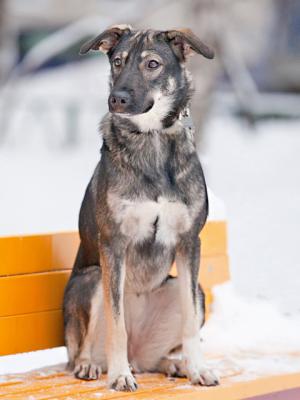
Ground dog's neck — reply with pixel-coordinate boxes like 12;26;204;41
101;107;195;175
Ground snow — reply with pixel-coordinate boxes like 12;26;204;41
204;114;300;315
0;60;300;378
205;283;300;355
0;347;67;376
202;284;300;381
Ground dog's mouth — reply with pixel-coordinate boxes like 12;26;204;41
113;100;154;117
142;100;154;114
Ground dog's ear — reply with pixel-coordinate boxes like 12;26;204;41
79;24;132;55
164;29;214;61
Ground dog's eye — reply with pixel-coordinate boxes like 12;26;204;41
147;60;160;69
113;57;122;67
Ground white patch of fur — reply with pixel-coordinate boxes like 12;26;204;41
141;50;151;58
155;198;192;245
121;200;158;243
182;332;204;371
127;90;174;132
167;77;177;94
122;51;128;59
180;331;218;385
108;193;192;246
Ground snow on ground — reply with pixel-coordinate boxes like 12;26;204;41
0;347;67;376
0;60;300;377
203;283;300;358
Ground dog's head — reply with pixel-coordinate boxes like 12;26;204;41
80;25;214;131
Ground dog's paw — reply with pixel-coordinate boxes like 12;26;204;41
187;366;219;386
159;358;185;378
74;363;101;380
110;373;138;392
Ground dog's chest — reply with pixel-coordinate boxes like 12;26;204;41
108;194;192;246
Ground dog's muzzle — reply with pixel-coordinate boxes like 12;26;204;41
108;90;131;113
108;90;155;115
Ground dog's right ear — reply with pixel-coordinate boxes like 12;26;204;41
164;29;214;61
79;24;132;55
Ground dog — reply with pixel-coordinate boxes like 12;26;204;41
63;25;219;392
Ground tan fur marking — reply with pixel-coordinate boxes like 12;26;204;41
109;24;133;31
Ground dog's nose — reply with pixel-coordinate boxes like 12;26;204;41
108;91;131;113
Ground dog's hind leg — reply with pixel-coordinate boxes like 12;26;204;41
126;276;183;373
127;276;209;379
63;265;106;380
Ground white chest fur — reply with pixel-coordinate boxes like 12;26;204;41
108;193;193;246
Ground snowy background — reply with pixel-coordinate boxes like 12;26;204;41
0;0;300;379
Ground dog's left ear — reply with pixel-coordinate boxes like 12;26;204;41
79;24;132;55
164;29;214;61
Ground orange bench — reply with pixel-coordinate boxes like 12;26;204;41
0;221;229;356
1;221;299;399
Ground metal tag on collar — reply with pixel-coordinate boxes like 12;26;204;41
180;107;194;133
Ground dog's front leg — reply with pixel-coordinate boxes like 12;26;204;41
100;242;137;392
176;236;219;386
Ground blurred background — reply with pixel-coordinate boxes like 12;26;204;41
0;0;299;316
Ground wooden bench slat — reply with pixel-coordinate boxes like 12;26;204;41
0;222;227;276
200;255;230;289
0;271;70;317
170;254;230;289
200;221;227;257
0;232;78;276
0;310;64;356
0;256;228;319
1;370;300;400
